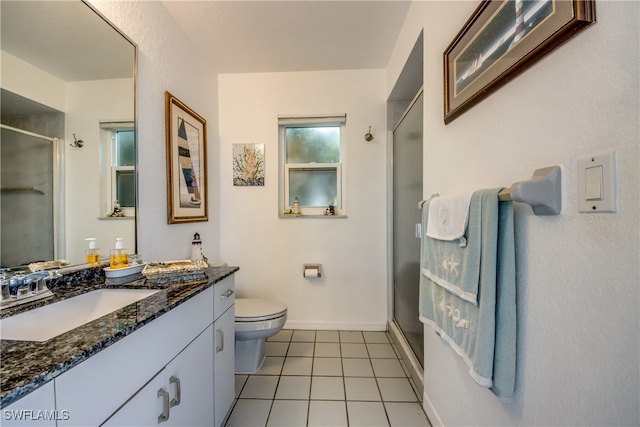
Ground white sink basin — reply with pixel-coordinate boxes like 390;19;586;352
0;289;160;342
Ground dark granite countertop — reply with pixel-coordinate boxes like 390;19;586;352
0;265;239;408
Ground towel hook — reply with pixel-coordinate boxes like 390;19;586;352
70;134;84;148
364;126;374;142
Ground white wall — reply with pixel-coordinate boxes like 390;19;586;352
65;79;135;265
218;70;388;330
388;1;639;425
89;1;221;263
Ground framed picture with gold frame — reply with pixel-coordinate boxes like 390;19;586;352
165;91;208;223
444;0;596;124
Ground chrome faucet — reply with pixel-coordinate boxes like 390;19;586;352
1;269;57;309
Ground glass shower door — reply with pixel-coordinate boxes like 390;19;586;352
392;91;424;365
1;126;55;267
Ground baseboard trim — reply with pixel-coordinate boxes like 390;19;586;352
282;320;387;331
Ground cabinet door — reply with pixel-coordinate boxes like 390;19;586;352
166;323;214;427
1;382;57;427
103;324;214;427
101;369;166;427
214;306;235;427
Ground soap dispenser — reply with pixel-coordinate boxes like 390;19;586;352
85;238;100;264
110;238;129;269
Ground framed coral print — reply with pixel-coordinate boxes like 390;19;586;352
444;0;596;124
165;92;208;223
233;144;265;186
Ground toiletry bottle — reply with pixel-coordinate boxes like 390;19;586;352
85;238;100;264
110;238;129;269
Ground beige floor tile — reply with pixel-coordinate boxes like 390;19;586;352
341;343;368;358
371;358;406;378
240;375;279;399
310;376;345;400
363;331;390;344
308;401;347;427
267;400;309;427
316;330;340;342
347;401;390;427
377;378;419;402
275;376;311;400
342;358;374;377
282;356;313;376
315;342;341;357
344;377;381;401
288;342;315;357
313;357;342;376
385;402;430;426
339;330;364;343
367;343;397;358
226;399;272;427
292;330;316;342
257;356;285;375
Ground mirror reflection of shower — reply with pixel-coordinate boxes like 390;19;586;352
1;118;64;268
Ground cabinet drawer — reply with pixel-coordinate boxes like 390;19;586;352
213;276;235;321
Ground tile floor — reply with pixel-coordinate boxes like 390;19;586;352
226;330;430;427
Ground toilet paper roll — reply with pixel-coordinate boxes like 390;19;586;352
304;268;319;278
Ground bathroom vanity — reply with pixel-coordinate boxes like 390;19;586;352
0;266;238;427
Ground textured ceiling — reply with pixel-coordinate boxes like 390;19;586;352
162;1;411;73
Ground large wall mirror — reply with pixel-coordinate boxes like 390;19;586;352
1;1;137;270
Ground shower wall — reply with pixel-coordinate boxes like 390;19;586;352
1;90;64;267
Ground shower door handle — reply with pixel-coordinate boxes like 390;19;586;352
415;223;422;239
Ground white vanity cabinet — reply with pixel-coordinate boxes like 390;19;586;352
1;381;57;427
213;277;235;427
55;286;215;427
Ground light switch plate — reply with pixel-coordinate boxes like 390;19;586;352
578;151;617;213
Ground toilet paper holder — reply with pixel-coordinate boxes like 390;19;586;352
303;264;322;278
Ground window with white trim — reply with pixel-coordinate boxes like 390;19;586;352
279;115;346;216
100;122;135;217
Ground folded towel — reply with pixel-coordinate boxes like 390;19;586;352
426;193;473;246
422;192;481;304
419;188;516;400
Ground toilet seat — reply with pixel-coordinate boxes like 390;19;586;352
235;298;287;322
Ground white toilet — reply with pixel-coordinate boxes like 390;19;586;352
235;298;288;374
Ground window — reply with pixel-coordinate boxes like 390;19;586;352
100;122;135;217
279;115;346;216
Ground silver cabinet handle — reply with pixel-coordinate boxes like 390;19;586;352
157;388;170;423
216;329;224;353
169;376;181;407
220;289;234;300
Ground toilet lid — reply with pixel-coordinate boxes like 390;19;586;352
235;298;287;322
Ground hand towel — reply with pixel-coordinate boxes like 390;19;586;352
419;188;516;400
426;193;473;246
422;192;482;304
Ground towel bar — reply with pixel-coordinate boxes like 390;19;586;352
421;165;562;216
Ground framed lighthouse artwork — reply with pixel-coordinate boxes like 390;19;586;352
443;0;596;124
165;92;208;224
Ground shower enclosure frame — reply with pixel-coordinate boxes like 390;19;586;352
1;124;65;265
387;88;424;395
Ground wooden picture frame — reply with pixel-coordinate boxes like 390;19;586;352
165;92;208;223
444;0;595;124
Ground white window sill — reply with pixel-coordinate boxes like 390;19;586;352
98;216;135;220
279;213;347;219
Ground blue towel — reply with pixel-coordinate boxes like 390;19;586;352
419;188;516;400
422;192;483;304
